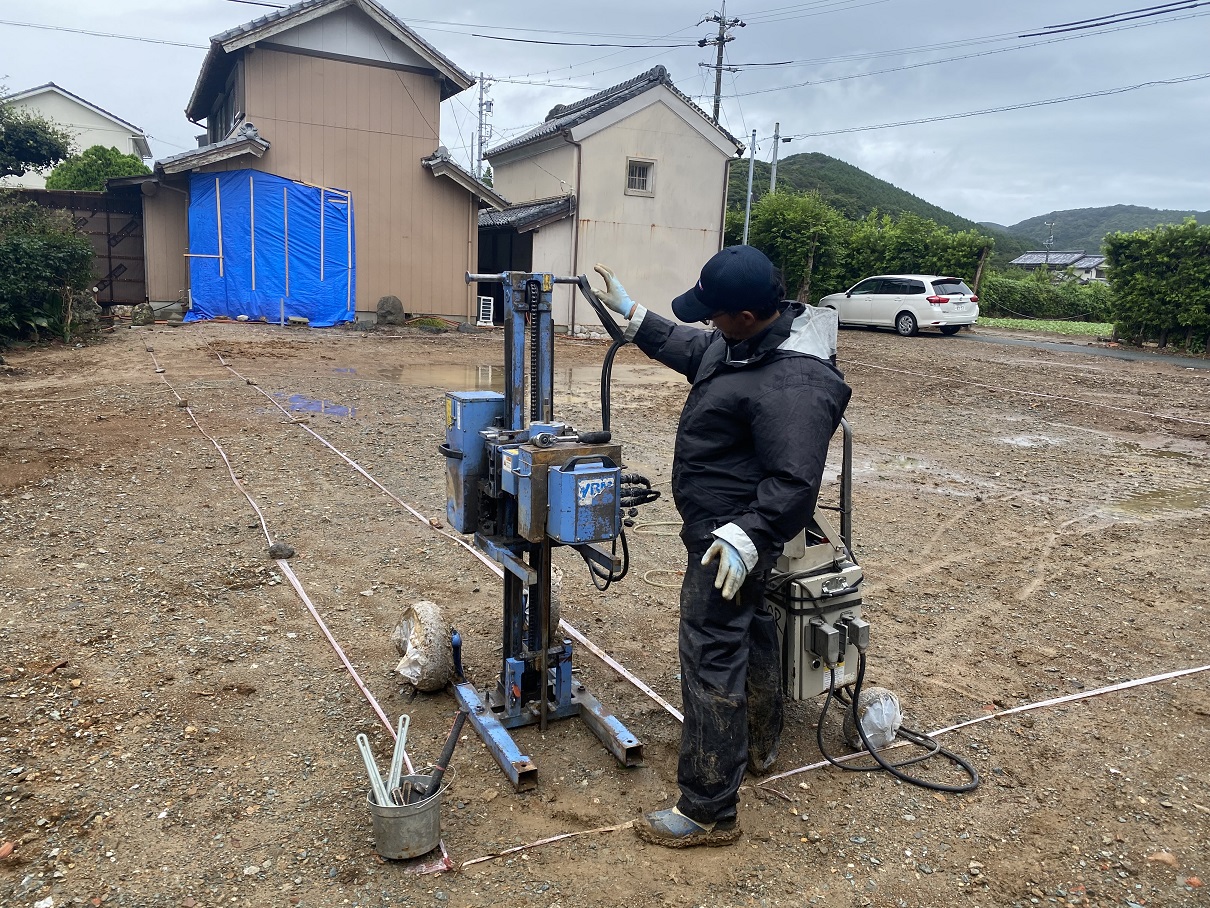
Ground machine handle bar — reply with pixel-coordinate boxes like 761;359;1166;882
463;272;627;344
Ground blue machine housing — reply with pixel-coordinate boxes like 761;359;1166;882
547;457;620;544
441;391;505;533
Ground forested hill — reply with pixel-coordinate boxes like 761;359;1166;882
1006;205;1210;253
728;152;1029;260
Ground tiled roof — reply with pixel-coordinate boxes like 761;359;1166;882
479;196;575;232
486;65;743;158
1071;255;1106;270
421;148;509;210
156;123;270;174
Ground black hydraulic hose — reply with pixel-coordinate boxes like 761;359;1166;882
600;337;625;434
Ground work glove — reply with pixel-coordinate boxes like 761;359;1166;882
702;538;748;601
592;264;637;320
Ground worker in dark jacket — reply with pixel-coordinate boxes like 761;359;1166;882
592;245;851;848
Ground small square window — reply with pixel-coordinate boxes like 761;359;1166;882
625;159;655;196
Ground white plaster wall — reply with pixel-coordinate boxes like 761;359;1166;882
2;92;144;188
490;142;577;204
575;97;730;322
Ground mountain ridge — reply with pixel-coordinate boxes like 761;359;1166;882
730;153;1207;261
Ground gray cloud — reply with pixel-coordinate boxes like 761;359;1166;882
4;0;1208;227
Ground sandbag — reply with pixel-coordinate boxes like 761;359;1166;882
392;600;452;692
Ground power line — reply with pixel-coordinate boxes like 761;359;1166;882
0;19;206;49
785;71;1210;139
1019;0;1207;36
723;9;1210;97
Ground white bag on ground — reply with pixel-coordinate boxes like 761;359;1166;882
843;686;903;751
392;600;452;692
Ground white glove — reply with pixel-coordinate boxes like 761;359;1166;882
593;264;637;319
702;538;748;600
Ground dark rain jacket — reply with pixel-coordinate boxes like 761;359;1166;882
631;302;852;559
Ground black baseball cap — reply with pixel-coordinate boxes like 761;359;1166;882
671;245;781;322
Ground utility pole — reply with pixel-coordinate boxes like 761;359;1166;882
770;128;793;192
743;129;757;244
476;73;494;179
698;3;745;125
1043;220;1056;267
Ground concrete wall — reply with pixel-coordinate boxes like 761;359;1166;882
2;91;147;189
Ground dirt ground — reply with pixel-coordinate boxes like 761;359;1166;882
1;318;1207;908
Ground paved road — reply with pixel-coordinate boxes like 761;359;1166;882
957;331;1210;370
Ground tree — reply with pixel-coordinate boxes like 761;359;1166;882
481;163;493;187
745;191;849;304
0;94;74;179
45;144;150;191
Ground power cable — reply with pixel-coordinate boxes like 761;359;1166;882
723;10;1210;94
0;19;206;49
1020;0;1206;36
783;71;1210;139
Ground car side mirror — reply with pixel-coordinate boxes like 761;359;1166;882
845;292;852;298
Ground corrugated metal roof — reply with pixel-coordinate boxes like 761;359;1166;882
1009;251;1088;267
479;196;575;232
486;65;743;158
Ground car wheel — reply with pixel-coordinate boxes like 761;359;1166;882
939;325;962;336
895;311;918;337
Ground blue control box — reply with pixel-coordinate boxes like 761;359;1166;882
546;457;620;545
441;391;505;533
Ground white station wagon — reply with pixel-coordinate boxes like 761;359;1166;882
819;274;979;337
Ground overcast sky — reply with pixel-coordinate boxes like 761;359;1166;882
3;0;1208;229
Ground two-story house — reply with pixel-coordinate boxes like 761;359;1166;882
127;0;505;325
0;83;151;188
481;66;744;328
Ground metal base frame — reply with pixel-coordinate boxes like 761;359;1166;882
454;674;644;792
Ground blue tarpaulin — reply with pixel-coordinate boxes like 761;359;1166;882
185;170;355;327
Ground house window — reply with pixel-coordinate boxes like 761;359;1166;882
625;158;655;196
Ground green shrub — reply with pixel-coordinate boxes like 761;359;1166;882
977;271;1113;322
0;199;95;341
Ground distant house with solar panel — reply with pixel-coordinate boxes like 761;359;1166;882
1009;250;1108;283
480;66;745;330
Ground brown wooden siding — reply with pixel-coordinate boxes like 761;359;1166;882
210;47;477;318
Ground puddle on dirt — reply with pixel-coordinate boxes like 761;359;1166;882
274;393;355;418
1119;442;1192;460
1001;435;1061;448
1107;486;1210;517
335;363;670;392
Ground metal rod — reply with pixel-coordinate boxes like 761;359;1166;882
249;174;256;291
840;417;853;557
356;733;390;806
215;176;224;278
283;186;290;298
386;714;411;796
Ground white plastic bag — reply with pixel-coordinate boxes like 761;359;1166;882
392;600;452;692
843;685;903;751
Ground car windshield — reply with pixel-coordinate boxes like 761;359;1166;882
931;279;972;296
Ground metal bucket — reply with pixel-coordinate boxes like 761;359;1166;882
367;773;444;860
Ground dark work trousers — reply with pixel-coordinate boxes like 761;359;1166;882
675;547;784;824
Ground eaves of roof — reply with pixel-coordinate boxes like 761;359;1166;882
422;150;509;210
486;65;743;159
155;123;271;174
186;0;473;121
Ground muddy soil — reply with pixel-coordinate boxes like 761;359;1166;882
1;320;1207;908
